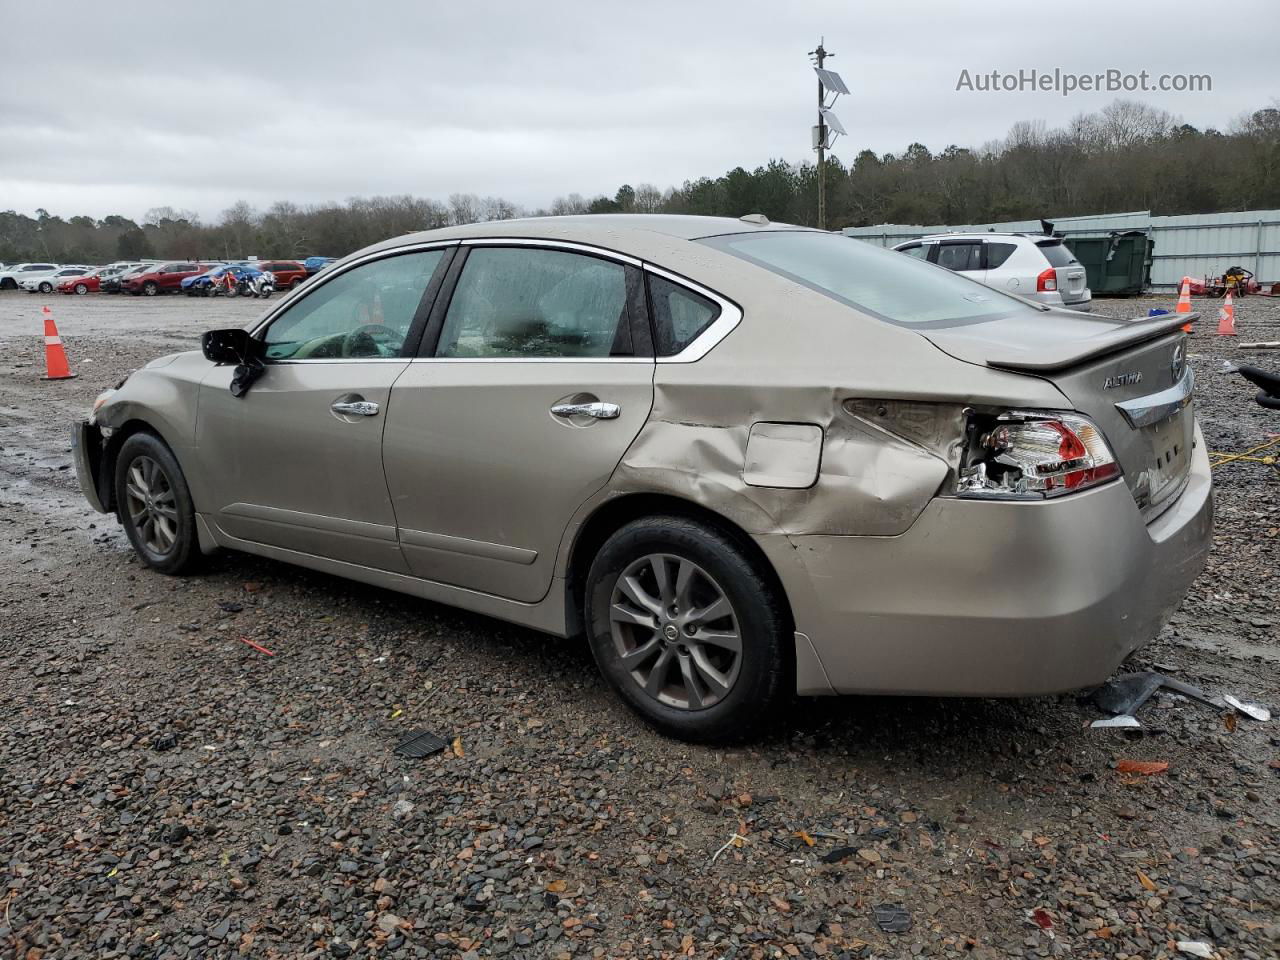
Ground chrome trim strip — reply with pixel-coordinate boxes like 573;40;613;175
459;236;642;266
400;528;538;565
409;357;651;364
222;502;398;542
643;264;743;363
1114;368;1195;429
247;240;461;337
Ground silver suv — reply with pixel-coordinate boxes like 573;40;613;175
894;233;1091;312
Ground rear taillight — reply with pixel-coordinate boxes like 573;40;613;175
1036;267;1057;293
954;411;1120;499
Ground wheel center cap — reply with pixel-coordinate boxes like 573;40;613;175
662;624;679;642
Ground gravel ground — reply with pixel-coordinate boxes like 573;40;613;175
1;290;1277;960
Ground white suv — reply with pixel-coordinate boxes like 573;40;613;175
0;262;59;291
893;233;1091;312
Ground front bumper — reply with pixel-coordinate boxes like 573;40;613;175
72;420;110;513
770;424;1213;696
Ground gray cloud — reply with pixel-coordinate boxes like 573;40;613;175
1;0;1272;221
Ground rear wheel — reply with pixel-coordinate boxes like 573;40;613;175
290;277;304;289
585;516;790;743
114;433;200;575
39;281;53;293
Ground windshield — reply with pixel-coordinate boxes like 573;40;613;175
698;231;1036;328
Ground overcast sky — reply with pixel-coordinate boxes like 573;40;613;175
1;0;1274;223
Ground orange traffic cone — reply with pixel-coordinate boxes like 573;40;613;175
1175;277;1194;332
1217;292;1237;336
41;306;76;380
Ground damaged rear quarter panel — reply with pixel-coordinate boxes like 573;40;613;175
607;277;1070;539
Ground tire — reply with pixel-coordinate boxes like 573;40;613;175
290;277;304;289
74;283;88;295
585;516;790;743
39;281;53;293
114;432;200;575
143;281;159;296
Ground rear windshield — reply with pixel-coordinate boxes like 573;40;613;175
698;231;1034;327
1036;240;1078;267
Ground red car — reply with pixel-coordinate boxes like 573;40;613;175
57;267;112;295
124;262;221;296
256;260;308;288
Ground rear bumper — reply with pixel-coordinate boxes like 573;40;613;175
71;420;109;514
770;424;1213;696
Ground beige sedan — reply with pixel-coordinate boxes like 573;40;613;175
74;215;1212;742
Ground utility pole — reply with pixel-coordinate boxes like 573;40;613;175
813;40;829;230
809;41;847;232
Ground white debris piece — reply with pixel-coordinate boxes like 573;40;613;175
1091;715;1142;729
1175;942;1215;958
1222;695;1270;722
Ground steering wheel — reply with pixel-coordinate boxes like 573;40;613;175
342;323;401;358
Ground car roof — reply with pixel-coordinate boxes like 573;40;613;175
905;232;1057;243
374;214;819;252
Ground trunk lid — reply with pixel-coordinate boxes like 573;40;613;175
923;311;1196;521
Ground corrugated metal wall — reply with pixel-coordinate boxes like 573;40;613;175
843;209;1280;290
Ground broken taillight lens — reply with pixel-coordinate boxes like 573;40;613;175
954;411;1121;499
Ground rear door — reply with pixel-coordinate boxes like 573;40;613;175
197;246;451;569
381;242;655;602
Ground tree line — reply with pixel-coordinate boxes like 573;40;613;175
2;98;1276;265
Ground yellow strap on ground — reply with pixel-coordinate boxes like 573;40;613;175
1208;436;1280;468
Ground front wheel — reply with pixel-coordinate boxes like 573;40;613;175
143;281;159;296
585;516;790;743
74;283;88;295
114;432;200;575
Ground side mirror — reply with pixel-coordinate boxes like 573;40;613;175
202;328;260;365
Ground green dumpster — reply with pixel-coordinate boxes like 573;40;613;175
1064;230;1153;297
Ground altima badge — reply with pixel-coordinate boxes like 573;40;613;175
1103;371;1143;389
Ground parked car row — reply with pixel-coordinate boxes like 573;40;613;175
0;257;335;295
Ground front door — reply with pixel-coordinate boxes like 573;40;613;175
198;247;450;570
382;244;655;602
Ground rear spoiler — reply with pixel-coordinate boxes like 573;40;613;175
986;312;1195;372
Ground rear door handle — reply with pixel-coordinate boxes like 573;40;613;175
551;401;621;420
331;400;379;417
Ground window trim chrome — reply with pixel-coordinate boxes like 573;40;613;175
643;264;743;363
458;236;642;267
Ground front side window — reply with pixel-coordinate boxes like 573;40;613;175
436;247;631;359
263;249;444;360
648;275;720;356
699;231;1032;328
897;244;929;260
934;242;982;272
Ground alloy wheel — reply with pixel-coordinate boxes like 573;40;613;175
608;553;742;710
124;455;179;555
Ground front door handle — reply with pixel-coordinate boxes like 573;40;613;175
331;399;379;417
551;400;621;420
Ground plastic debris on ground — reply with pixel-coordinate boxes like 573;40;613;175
1175;942;1216;958
872;904;912;934
393;730;450;759
1089;671;1271;728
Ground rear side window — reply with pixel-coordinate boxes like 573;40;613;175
986;242;1017;269
1036;241;1078;267
934;242;982;272
699;231;1030;327
436;247;632;359
897;244;928;260
648;275;720;356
